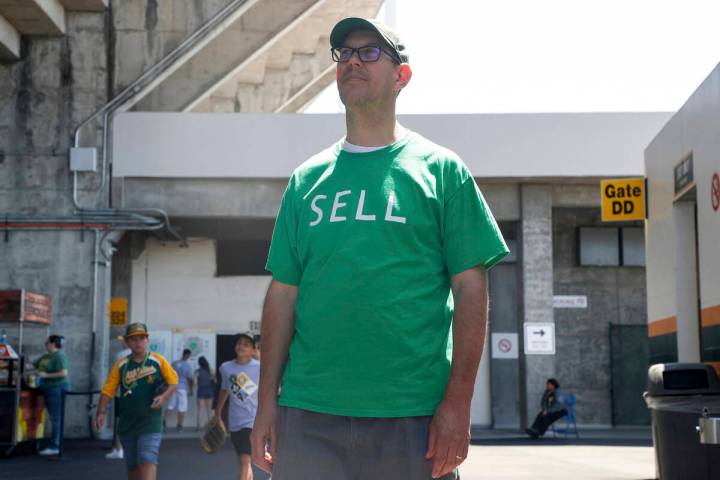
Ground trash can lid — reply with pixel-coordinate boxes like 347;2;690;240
646;363;720;396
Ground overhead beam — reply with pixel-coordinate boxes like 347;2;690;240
0;0;66;35
0;13;20;60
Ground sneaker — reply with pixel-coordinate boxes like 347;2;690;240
105;448;124;459
176;425;183;433
525;428;540;439
38;447;60;456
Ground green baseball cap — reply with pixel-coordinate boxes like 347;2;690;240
124;322;149;338
330;17;409;64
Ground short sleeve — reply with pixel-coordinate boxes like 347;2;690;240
158;355;179;385
266;176;302;285
220;365;229;390
101;360;122;398
58;353;69;370
443;177;509;276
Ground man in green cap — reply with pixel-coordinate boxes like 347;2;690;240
252;17;508;480
96;323;178;480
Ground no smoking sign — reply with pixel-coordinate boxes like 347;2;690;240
712;173;720;212
491;333;518;359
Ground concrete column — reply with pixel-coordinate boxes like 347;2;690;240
521;184;555;423
673;202;701;362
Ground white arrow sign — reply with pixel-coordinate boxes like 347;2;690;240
524;323;555;355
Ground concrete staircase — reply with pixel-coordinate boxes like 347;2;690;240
0;0;382;113
128;0;382;113
188;0;382;113
0;0;107;60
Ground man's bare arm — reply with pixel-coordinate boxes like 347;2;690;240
250;280;298;473
426;265;488;478
211;388;229;430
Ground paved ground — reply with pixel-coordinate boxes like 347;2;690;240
1;429;657;480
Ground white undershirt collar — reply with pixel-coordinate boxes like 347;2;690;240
341;129;410;153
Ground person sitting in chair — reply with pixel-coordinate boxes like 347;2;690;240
525;378;567;439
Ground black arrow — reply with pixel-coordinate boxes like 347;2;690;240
533;329;545;336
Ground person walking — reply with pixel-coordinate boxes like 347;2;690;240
165;348;194;432
35;335;70;456
194;356;215;431
214;334;260;480
95;323;178;480
251;17;509;480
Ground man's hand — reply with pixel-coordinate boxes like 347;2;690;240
211;414;225;431
425;397;471;479
250;401;277;474
94;412;106;432
150;395;165;410
38;371;48;379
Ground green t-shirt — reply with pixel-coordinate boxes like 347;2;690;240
266;131;509;417
35;351;70;390
101;353;178;436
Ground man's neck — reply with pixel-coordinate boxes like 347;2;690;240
345;107;402;147
235;356;251;365
131;351;147;362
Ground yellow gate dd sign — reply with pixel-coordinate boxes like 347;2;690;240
110;297;129;326
601;178;646;221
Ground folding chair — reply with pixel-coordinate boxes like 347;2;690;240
551;393;579;439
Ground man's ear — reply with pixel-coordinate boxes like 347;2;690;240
396;64;412;91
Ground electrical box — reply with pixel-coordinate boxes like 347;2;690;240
70;147;98;172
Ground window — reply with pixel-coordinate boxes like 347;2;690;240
579;227;619;266
578;227;645;267
215;239;271;276
621;227;645;266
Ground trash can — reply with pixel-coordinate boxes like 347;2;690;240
644;363;720;480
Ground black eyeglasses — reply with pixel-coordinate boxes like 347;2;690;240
331;45;400;64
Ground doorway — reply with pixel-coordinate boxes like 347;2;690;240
610;324;650;425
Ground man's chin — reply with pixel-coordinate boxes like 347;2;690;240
339;93;372;110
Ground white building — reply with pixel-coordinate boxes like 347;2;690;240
113;111;670;428
645;62;720;373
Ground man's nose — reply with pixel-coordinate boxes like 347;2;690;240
347;49;363;67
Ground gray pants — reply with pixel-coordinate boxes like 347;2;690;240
272;406;459;480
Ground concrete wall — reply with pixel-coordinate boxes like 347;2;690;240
112;0;233;94
552;208;647;426
0;10;111;437
112;112;672;179
130;238;270;333
645;62;720;370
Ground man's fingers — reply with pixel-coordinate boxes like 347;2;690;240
251;430;273;474
425;423;438;459
269;425;277;460
460;440;469;463
431;443;452;478
254;456;272;474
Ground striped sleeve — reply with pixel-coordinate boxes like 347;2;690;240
101;358;124;397
154;354;179;385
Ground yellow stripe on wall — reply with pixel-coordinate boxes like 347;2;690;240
648;316;677;337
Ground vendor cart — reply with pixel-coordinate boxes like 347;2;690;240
0;290;52;456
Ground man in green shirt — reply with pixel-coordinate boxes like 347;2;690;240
96;323;178;480
35;334;70;456
251;17;508;480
